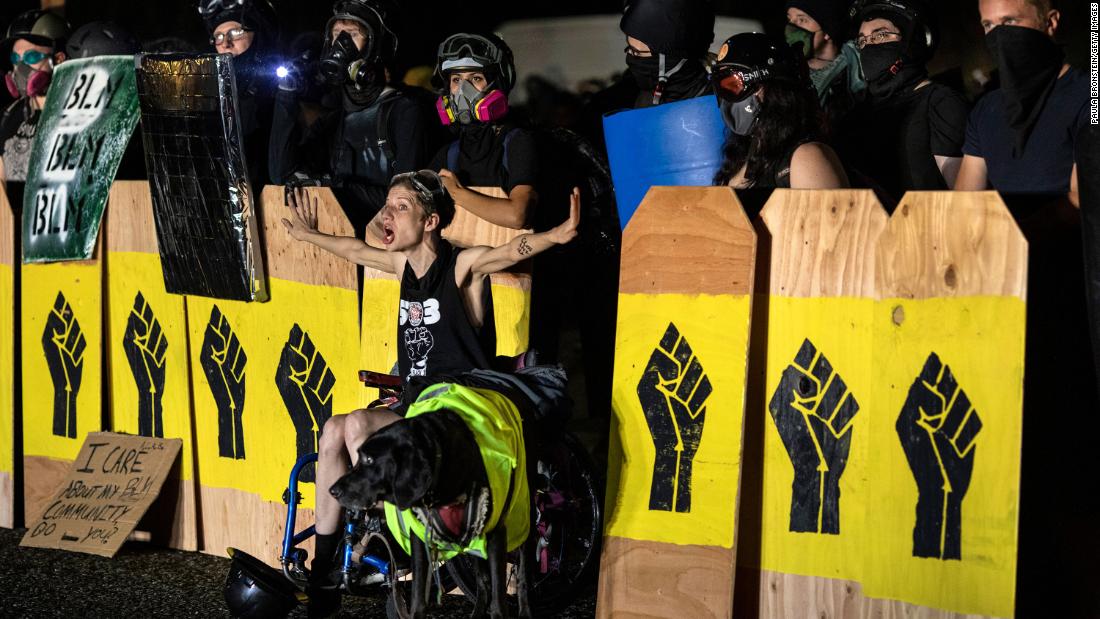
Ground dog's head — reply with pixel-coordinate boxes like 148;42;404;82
328;420;434;512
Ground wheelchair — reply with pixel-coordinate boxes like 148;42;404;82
276;360;603;616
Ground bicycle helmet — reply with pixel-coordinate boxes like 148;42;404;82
223;547;302;618
850;0;938;63
432;32;516;95
2;10;69;56
66;21;140;59
711;32;806;103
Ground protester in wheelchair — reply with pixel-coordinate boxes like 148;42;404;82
281;170;580;616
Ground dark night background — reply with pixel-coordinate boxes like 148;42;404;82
0;0;1092;100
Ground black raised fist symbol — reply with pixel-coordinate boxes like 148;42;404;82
276;324;335;483
636;323;712;513
897;353;982;560
123;292;168;438
769;339;859;535
403;326;434;361
42;292;85;438
200;305;247;459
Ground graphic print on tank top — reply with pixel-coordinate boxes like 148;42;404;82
400;297;441;378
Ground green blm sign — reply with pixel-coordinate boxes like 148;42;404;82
22;55;140;263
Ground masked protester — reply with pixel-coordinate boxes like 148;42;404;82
956;0;1086;201
268;0;434;236
199;0;279;188
712;33;848;190
785;0;865;133
429;33;537;230
0;10;67;209
837;0;968;203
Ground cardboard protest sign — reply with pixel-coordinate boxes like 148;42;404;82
22;56;140;263
135;53;267;302
21;432;181;557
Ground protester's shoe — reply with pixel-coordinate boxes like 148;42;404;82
305;581;342;619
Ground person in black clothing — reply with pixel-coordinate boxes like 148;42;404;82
841;0;968;203
198;0;278;189
0;10;68;210
712;33;848;190
429;32;537;230
956;0;1086;202
784;0;866;133
281;170;580;617
268;0;432;236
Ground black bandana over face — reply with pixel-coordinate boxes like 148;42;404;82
986;25;1064;157
860;41;927;101
625;53;708;107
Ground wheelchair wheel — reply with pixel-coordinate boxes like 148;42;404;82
445;429;603;613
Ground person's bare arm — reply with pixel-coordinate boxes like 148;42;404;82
1069;163;1079;208
789;142;849;189
954;155;989;191
439;168;537;229
280;187;399;273
935;156;963;189
465;188;579;276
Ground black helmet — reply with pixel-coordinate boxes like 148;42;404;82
850;0;938;62
711;32;807;102
2;10;69;56
198;0;277;35
223;548;302;618
432;33;516;94
66;21;140;59
621;0;715;58
324;0;399;65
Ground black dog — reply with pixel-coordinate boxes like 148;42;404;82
329;409;530;619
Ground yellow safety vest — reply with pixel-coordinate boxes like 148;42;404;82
384;383;529;559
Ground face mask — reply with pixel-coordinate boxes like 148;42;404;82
860;42;925;100
785;24;815;59
320;31;360;85
5;62;53;99
721;93;761;136
985;25;1064;156
437;78;509;125
625;54;660;91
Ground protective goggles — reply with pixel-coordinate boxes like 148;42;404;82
711;65;769;102
391;170;448;215
10;49;49;66
197;0;246;18
210;27;252;46
437;34;502;71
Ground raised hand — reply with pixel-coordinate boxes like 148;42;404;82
123;292;168;438
42;292;85;438
896;353;982;560
281;186;319;241
547;187;581;246
200;305;247;459
636;322;712;513
275;324;335;483
769;339;859;534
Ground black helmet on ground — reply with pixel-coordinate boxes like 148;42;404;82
850;0;938;63
66;21;140;59
223;548;302;618
432;32;516;94
2;10;69;57
711;32;807;103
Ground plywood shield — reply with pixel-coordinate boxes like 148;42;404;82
597;186;755;618
105;181;198;550
21;240;103;523
187;186;359;564
0;185;14;528
359;187;531;405
866;192;1026;618
740;189;887;618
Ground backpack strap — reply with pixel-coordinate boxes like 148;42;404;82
375;89;400;174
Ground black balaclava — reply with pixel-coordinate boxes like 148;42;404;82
859;10;927;101
621;0;714;107
986;25;1064;157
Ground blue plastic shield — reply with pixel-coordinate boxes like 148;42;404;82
603;95;727;229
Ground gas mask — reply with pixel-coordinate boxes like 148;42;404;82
435;77;508;125
5;61;53;99
720;93;762;136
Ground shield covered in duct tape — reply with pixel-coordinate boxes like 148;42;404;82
603;95;727;229
22;55;140;263
135;53;267;302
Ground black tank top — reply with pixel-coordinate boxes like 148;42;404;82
397;240;496;381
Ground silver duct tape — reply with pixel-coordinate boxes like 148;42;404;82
135;52;267;302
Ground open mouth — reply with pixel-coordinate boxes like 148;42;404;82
435;499;469;539
382;223;395;245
